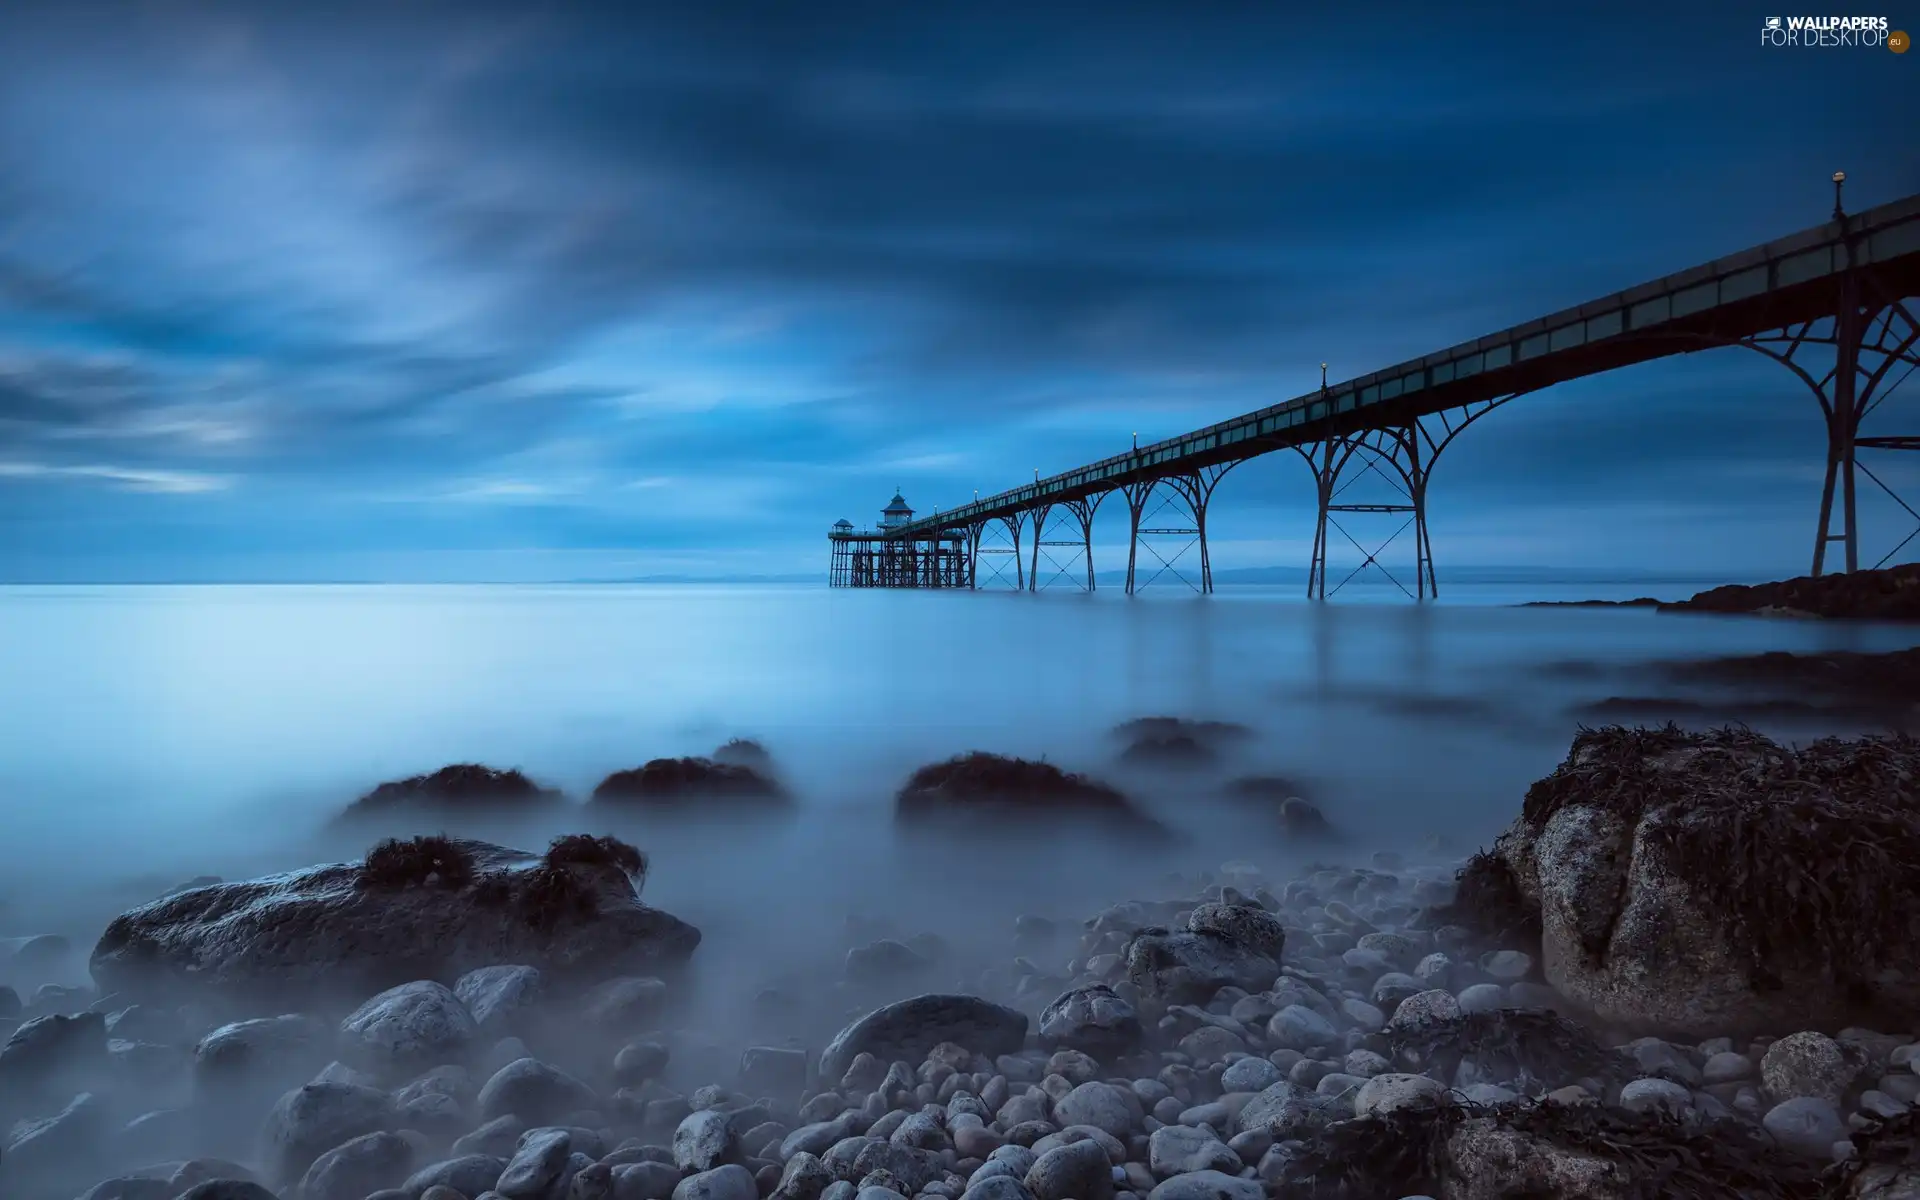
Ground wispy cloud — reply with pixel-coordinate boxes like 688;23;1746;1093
0;461;232;493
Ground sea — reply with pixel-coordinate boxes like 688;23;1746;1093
2;579;1916;1020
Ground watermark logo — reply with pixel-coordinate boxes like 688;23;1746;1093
1760;15;1900;47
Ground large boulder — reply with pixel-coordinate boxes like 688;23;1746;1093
819;994;1027;1083
1038;985;1142;1060
1451;726;1920;1037
90;835;700;1005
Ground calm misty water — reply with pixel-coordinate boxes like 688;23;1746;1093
2;580;1916;1006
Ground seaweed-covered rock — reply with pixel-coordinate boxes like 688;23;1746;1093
1454;726;1920;1037
711;739;774;771
1280;1099;1826;1199
90;836;700;1005
1831;1109;1920;1198
337;765;560;822
591;758;785;807
1387;1008;1627;1098
894;753;1157;830
1661;563;1920;621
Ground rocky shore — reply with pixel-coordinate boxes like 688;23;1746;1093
4;728;1919;1200
1522;563;1920;621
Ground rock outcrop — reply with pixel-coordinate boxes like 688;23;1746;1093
1659;562;1920;621
90;835;700;1005
1450;726;1920;1037
591;756;785;807
335;765;562;823
894;753;1159;831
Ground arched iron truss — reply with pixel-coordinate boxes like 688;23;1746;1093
1026;493;1109;592
1292;394;1520;600
966;511;1028;590
1121;462;1240;594
1631;282;1919;574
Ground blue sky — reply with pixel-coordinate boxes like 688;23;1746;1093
0;1;1914;582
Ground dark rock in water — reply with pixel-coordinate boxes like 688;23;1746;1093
1661;562;1920;621
894;753;1158;831
1118;733;1214;767
299;1131;417;1200
711;738;774;771
591;757;785;807
1038;985;1142;1060
90;836;700;1005
168;1160;262;1193
260;1081;396;1185
1463;725;1920;1037
844;939;932;984
338;764;562;822
476;1057;599;1124
820;994;1028;1083
1122;927;1278;1007
1223;778;1333;838
1113;717;1251;747
0;933;73;973
0;984;18;1018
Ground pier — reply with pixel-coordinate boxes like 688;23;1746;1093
830;186;1920;598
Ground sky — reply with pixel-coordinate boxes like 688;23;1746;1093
0;1;1915;583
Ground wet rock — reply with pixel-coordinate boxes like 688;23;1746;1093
478;1058;599;1124
820;995;1028;1083
1123;929;1277;1006
1763;1031;1859;1104
401;1154;511;1199
91;837;699;1005
1618;1078;1693;1117
615;1161;683;1200
1144;1172;1262;1200
1764;1096;1848;1158
172;1183;280;1200
340;981;478;1076
674;1109;739;1172
1147;1126;1239;1177
498;1128;573;1198
1052;1082;1138;1139
1266;1006;1337;1052
1185;904;1286;962
1352;1073;1447;1118
299;1131;417;1200
1023;1137;1111;1200
260;1081;396;1185
2;1091;106;1187
846;941;933;984
1038;986;1141;1060
194;1015;334;1098
454;966;543;1038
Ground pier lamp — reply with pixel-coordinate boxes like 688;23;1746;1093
1833;171;1847;220
1321;362;1328;389
1133;432;1138;451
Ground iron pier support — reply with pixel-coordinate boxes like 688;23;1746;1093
1122;464;1236;595
1028;495;1107;591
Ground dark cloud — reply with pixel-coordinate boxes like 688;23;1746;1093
0;0;1912;579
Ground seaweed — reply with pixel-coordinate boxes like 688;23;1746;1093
1826;1109;1920;1196
1437;848;1541;954
339;764;558;821
356;835;476;891
544;833;648;883
1517;724;1920;994
517;863;601;930
1388;1007;1628;1095
1284;1099;1826;1200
